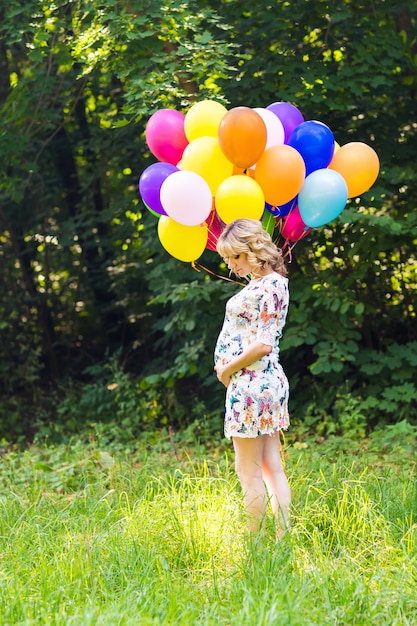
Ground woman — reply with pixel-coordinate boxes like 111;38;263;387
214;218;291;537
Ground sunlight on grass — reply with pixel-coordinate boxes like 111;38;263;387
0;434;415;625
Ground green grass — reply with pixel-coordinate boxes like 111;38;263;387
0;425;416;625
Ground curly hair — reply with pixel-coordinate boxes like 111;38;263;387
216;218;287;278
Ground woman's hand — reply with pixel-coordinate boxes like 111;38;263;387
214;363;232;388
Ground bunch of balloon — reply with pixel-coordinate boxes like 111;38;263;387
138;98;380;265
274;124;379;252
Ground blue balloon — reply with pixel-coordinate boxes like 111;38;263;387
298;169;348;228
288;120;334;176
265;197;297;218
276;196;297;217
264;202;280;217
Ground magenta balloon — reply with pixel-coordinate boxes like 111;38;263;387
281;205;311;242
266;102;305;143
139;162;178;215
145;109;188;164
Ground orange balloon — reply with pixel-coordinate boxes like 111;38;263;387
328;142;380;198
233;164;255;177
218;107;267;170
254;144;306;206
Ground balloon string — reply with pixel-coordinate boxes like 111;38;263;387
191;261;247;286
281;239;299;261
284;245;293;263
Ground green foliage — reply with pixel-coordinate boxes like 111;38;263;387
0;0;416;440
36;356;164;443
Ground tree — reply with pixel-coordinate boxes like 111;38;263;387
0;0;415;440
195;0;417;429
0;0;233;436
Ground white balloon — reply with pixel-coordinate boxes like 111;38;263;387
160;170;212;226
253;107;285;149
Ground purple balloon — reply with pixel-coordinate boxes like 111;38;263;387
138;162;178;215
266;102;305;143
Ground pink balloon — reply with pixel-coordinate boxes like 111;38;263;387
145;109;189;164
160;170;213;226
280;205;312;242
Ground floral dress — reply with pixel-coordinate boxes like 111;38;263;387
214;272;290;439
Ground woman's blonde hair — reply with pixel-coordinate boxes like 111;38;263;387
216;218;287;277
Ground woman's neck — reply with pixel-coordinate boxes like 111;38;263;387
250;267;274;279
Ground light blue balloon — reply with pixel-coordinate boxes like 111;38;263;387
298;169;348;228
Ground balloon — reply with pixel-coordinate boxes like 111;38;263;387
261;210;276;237
276;197;298;218
181;136;233;195
233;165;255;177
253;107;285;149
218;107;267;169
266;102;304;143
160;170;212;226
298;169;348;228
280;205;311;242
138;162;178;215
145;109;188;164
158;216;208;262
184;100;228;142
288;120;335;175
142;200;162;219
265;198;296;217
264;202;280;217
254;144;306;206
205;210;224;251
215;175;265;224
328;142;380;198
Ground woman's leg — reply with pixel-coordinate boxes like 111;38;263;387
232;436;267;533
261;433;291;535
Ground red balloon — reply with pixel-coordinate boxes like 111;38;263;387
205;210;224;251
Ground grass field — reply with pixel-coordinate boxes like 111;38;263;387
0;423;416;625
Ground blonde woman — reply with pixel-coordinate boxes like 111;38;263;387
214;218;291;537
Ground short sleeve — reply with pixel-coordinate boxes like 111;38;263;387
256;278;288;346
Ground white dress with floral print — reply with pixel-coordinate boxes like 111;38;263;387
214;272;290;439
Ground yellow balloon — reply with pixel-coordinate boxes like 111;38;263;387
215;175;265;224
181;136;234;195
157;216;208;262
184;100;228;142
